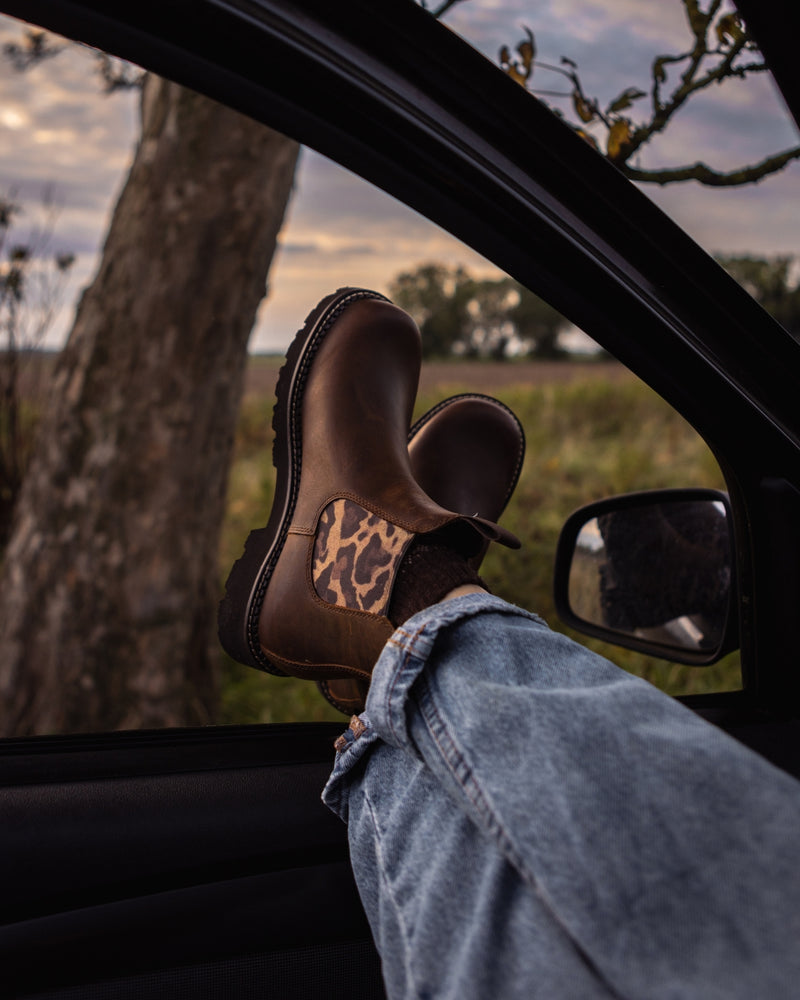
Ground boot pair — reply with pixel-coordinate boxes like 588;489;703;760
218;288;524;710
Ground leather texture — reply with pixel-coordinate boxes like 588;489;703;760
320;393;525;713
256;292;518;681
408;393;525;528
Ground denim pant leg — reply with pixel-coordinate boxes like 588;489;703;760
323;594;800;1000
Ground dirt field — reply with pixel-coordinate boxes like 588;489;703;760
244;357;634;399
14;354;633;403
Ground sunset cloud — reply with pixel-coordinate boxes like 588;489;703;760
0;5;796;353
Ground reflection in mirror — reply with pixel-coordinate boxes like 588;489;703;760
568;499;731;654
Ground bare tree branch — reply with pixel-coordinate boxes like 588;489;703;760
3;29;63;70
94;52;145;92
3;26;144;91
623;144;800;186
425;0;468;20
628;35;750;156
495;0;797;187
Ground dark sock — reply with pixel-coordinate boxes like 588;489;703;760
388;538;485;626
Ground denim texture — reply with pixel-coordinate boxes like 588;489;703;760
323;594;800;999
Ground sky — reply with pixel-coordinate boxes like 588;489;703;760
0;2;797;352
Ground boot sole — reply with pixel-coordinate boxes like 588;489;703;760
218;287;389;673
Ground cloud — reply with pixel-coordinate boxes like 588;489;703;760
277;241;318;255
0;16;136;235
277;238;378;257
250;150;504;352
444;0;796;157
1;6;796;358
648;166;799;256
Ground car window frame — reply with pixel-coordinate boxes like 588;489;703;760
4;0;800;714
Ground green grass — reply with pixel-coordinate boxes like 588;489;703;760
217;364;739;725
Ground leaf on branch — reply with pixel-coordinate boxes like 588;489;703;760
499;27;536;86
517;26;536;70
607;87;646;114
606;119;633;161
573;90;596;123
561;56;577;69
575;129;600;151
504;63;528;86
9;246;29;263
715;12;744;48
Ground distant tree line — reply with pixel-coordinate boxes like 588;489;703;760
389;263;570;359
716;255;800;341
390;258;800;360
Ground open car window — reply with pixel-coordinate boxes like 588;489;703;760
2;1;799;737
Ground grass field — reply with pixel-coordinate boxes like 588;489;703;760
219;357;739;725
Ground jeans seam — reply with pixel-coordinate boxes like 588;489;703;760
415;674;626;1000
384;621;430;749
363;787;424;1000
417;674;527;867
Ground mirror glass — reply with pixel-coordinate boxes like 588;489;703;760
568;499;731;653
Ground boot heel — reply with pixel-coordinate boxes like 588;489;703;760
218;525;288;674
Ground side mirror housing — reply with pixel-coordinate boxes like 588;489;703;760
553;489;736;665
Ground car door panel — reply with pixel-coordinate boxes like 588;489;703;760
1;725;385;998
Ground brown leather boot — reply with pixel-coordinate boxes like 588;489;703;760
318;393;525;714
406;393;525;570
218;289;519;683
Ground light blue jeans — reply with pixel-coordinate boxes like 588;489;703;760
323;594;800;1000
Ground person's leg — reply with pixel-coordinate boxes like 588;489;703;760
220;288;800;997
325;593;800;1000
327;718;616;999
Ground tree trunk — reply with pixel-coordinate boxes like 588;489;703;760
0;77;299;735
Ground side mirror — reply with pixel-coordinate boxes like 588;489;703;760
553;489;736;665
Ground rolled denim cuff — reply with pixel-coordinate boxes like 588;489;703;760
368;593;546;753
321;711;380;823
322;593;545;821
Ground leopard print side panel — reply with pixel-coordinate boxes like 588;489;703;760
313;499;412;614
